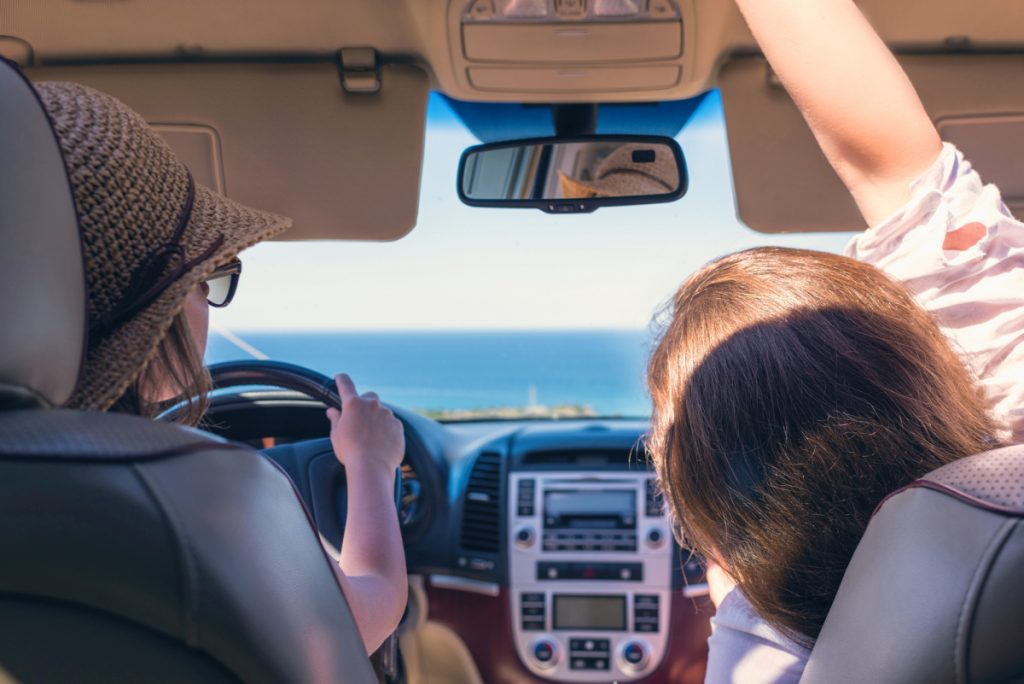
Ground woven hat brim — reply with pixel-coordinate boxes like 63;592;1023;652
66;184;291;411
562;170;676;198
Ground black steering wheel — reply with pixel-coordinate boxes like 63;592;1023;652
208;359;345;409
166;360;404;680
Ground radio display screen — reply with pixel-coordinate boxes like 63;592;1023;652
553;595;626;631
544;489;636;529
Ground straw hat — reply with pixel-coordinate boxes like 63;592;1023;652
34;81;292;411
558;143;679;199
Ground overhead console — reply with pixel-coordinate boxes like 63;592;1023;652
449;0;693;102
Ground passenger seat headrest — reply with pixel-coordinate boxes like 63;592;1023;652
0;58;86;409
801;445;1024;684
916;444;1024;513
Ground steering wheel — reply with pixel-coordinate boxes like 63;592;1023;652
207;359;345;409
164;360;404;680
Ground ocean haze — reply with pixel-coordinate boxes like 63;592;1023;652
206;330;652;418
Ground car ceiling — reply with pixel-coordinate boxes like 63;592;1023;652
6;1;1024;101
4;0;1023;238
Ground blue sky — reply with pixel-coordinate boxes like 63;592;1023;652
211;92;854;332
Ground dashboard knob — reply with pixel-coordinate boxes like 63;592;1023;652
532;639;559;667
620;641;649;670
514;525;536;548
645;527;665;548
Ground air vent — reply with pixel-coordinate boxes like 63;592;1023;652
460;451;502;553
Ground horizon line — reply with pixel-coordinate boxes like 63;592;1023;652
210;326;655;334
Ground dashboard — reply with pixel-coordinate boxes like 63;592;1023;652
200;390;712;684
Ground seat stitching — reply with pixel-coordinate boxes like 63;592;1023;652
954;518;1017;683
132;462;201;647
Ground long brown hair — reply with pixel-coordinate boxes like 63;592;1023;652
647;247;997;641
108;312;210;426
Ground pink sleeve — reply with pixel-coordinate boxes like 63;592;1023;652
845;143;1024;444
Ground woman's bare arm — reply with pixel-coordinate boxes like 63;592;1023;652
327;374;408;654
733;0;943;226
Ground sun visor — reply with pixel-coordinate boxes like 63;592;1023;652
27;62;429;241
719;55;1024;233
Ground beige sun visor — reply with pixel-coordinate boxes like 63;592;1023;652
26;62;429;241
719;54;1024;234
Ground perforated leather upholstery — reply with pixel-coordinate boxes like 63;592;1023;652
801;445;1024;684
0;411;375;683
0;58;85;409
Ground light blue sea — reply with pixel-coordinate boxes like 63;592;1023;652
205;331;652;417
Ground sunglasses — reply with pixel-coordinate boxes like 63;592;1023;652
204;258;242;307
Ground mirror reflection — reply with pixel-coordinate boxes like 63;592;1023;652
460;140;682;203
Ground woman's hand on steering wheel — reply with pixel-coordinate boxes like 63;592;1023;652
326;373;405;478
325;373;409;655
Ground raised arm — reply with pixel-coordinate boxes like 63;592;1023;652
327;374;408;654
733;0;943;226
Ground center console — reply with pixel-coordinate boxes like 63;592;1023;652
509;471;672;682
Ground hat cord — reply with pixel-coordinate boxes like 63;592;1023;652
89;172;225;340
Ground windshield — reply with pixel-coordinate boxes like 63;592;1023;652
205;91;853;420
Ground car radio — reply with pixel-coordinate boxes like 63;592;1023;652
509;471;672;682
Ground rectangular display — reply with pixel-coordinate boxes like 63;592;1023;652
553;595;626;631
544;489;636;529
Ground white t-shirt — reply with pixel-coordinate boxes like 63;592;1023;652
704;143;1024;683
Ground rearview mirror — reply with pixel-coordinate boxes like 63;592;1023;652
457;136;687;213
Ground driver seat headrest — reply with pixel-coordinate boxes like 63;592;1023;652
801;445;1024;684
0;58;86;410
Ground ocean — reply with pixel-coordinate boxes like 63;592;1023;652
205;330;653;418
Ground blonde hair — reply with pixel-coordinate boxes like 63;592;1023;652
647;247;996;640
108;312;210;426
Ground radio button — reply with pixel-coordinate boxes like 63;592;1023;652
646;527;666;548
570;656;610;671
621;641;650;670
532;640;559;667
520;593;546;631
568;638;609;652
537;561;643;581
633;594;661;633
517;479;536;516
514;526;536;548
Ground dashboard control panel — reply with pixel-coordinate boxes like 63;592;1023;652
509;471;672;682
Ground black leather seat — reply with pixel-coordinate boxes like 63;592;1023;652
0;58;375;684
802;444;1024;684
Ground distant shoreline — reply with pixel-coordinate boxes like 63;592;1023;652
419;404;598;421
205;330;652;418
